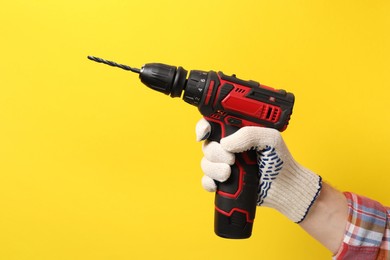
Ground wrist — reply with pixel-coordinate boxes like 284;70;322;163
299;183;348;254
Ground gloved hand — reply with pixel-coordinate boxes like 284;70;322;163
196;118;322;223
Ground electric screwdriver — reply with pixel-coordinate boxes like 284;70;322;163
88;56;295;239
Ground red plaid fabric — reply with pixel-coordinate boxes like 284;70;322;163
333;192;389;260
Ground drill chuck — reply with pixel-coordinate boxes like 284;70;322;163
138;63;208;105
139;63;188;98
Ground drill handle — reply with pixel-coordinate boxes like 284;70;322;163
206;118;259;239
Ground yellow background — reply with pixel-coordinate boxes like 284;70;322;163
1;0;389;259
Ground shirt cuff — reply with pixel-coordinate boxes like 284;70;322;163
333;192;388;259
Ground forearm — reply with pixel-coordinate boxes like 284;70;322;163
299;182;348;254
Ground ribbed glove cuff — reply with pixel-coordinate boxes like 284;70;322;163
260;157;322;223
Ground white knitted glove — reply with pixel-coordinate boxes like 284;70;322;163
196;118;322;223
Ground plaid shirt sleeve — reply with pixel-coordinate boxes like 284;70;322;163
333;192;390;260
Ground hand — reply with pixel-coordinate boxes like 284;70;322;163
196;118;322;223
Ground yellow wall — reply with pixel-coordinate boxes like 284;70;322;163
1;1;389;259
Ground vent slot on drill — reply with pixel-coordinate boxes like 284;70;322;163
266;108;272;120
263;106;281;122
235;88;246;94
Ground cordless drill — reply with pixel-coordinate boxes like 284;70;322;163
88;56;295;239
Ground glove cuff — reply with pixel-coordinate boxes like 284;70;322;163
260;158;322;223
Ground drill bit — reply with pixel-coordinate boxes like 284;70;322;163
87;56;141;74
